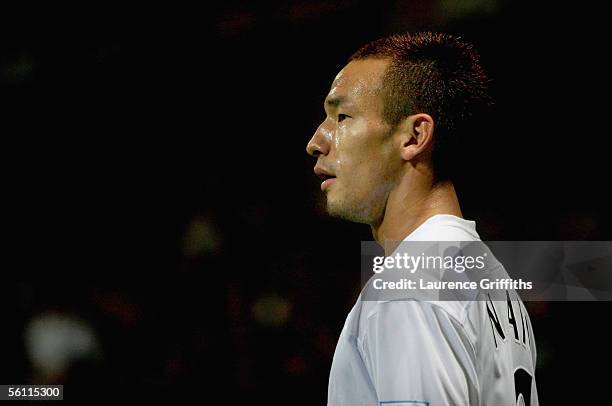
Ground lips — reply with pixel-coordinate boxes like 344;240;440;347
320;177;336;191
314;166;337;191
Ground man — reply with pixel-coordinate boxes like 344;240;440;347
306;32;538;405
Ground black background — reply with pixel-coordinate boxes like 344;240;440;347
3;1;610;403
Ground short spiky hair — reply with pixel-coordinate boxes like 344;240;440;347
349;32;490;181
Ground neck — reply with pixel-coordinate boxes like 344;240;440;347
371;171;462;254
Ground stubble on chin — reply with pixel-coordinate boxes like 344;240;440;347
325;191;375;225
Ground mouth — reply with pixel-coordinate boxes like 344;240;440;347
319;174;337;191
314;166;337;191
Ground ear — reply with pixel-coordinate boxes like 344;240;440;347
398;113;435;161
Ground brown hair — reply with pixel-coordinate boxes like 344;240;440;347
350;32;491;181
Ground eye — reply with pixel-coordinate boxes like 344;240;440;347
338;113;351;122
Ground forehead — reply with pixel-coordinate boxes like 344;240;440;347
326;58;389;110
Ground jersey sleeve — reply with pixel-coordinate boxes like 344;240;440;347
359;300;480;405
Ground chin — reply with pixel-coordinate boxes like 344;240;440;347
326;196;374;225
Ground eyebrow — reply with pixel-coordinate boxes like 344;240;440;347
324;95;346;109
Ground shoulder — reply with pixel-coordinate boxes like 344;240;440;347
355;299;479;374
352;299;476;349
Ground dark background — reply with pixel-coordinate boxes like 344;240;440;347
3;1;611;403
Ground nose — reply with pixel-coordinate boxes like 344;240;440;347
306;122;331;157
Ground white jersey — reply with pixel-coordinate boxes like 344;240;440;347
328;214;539;406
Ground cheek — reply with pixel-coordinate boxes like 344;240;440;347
337;149;391;200
334;121;379;172
342;139;397;199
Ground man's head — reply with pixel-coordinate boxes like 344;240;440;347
306;32;489;225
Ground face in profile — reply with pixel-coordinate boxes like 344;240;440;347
306;58;402;225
